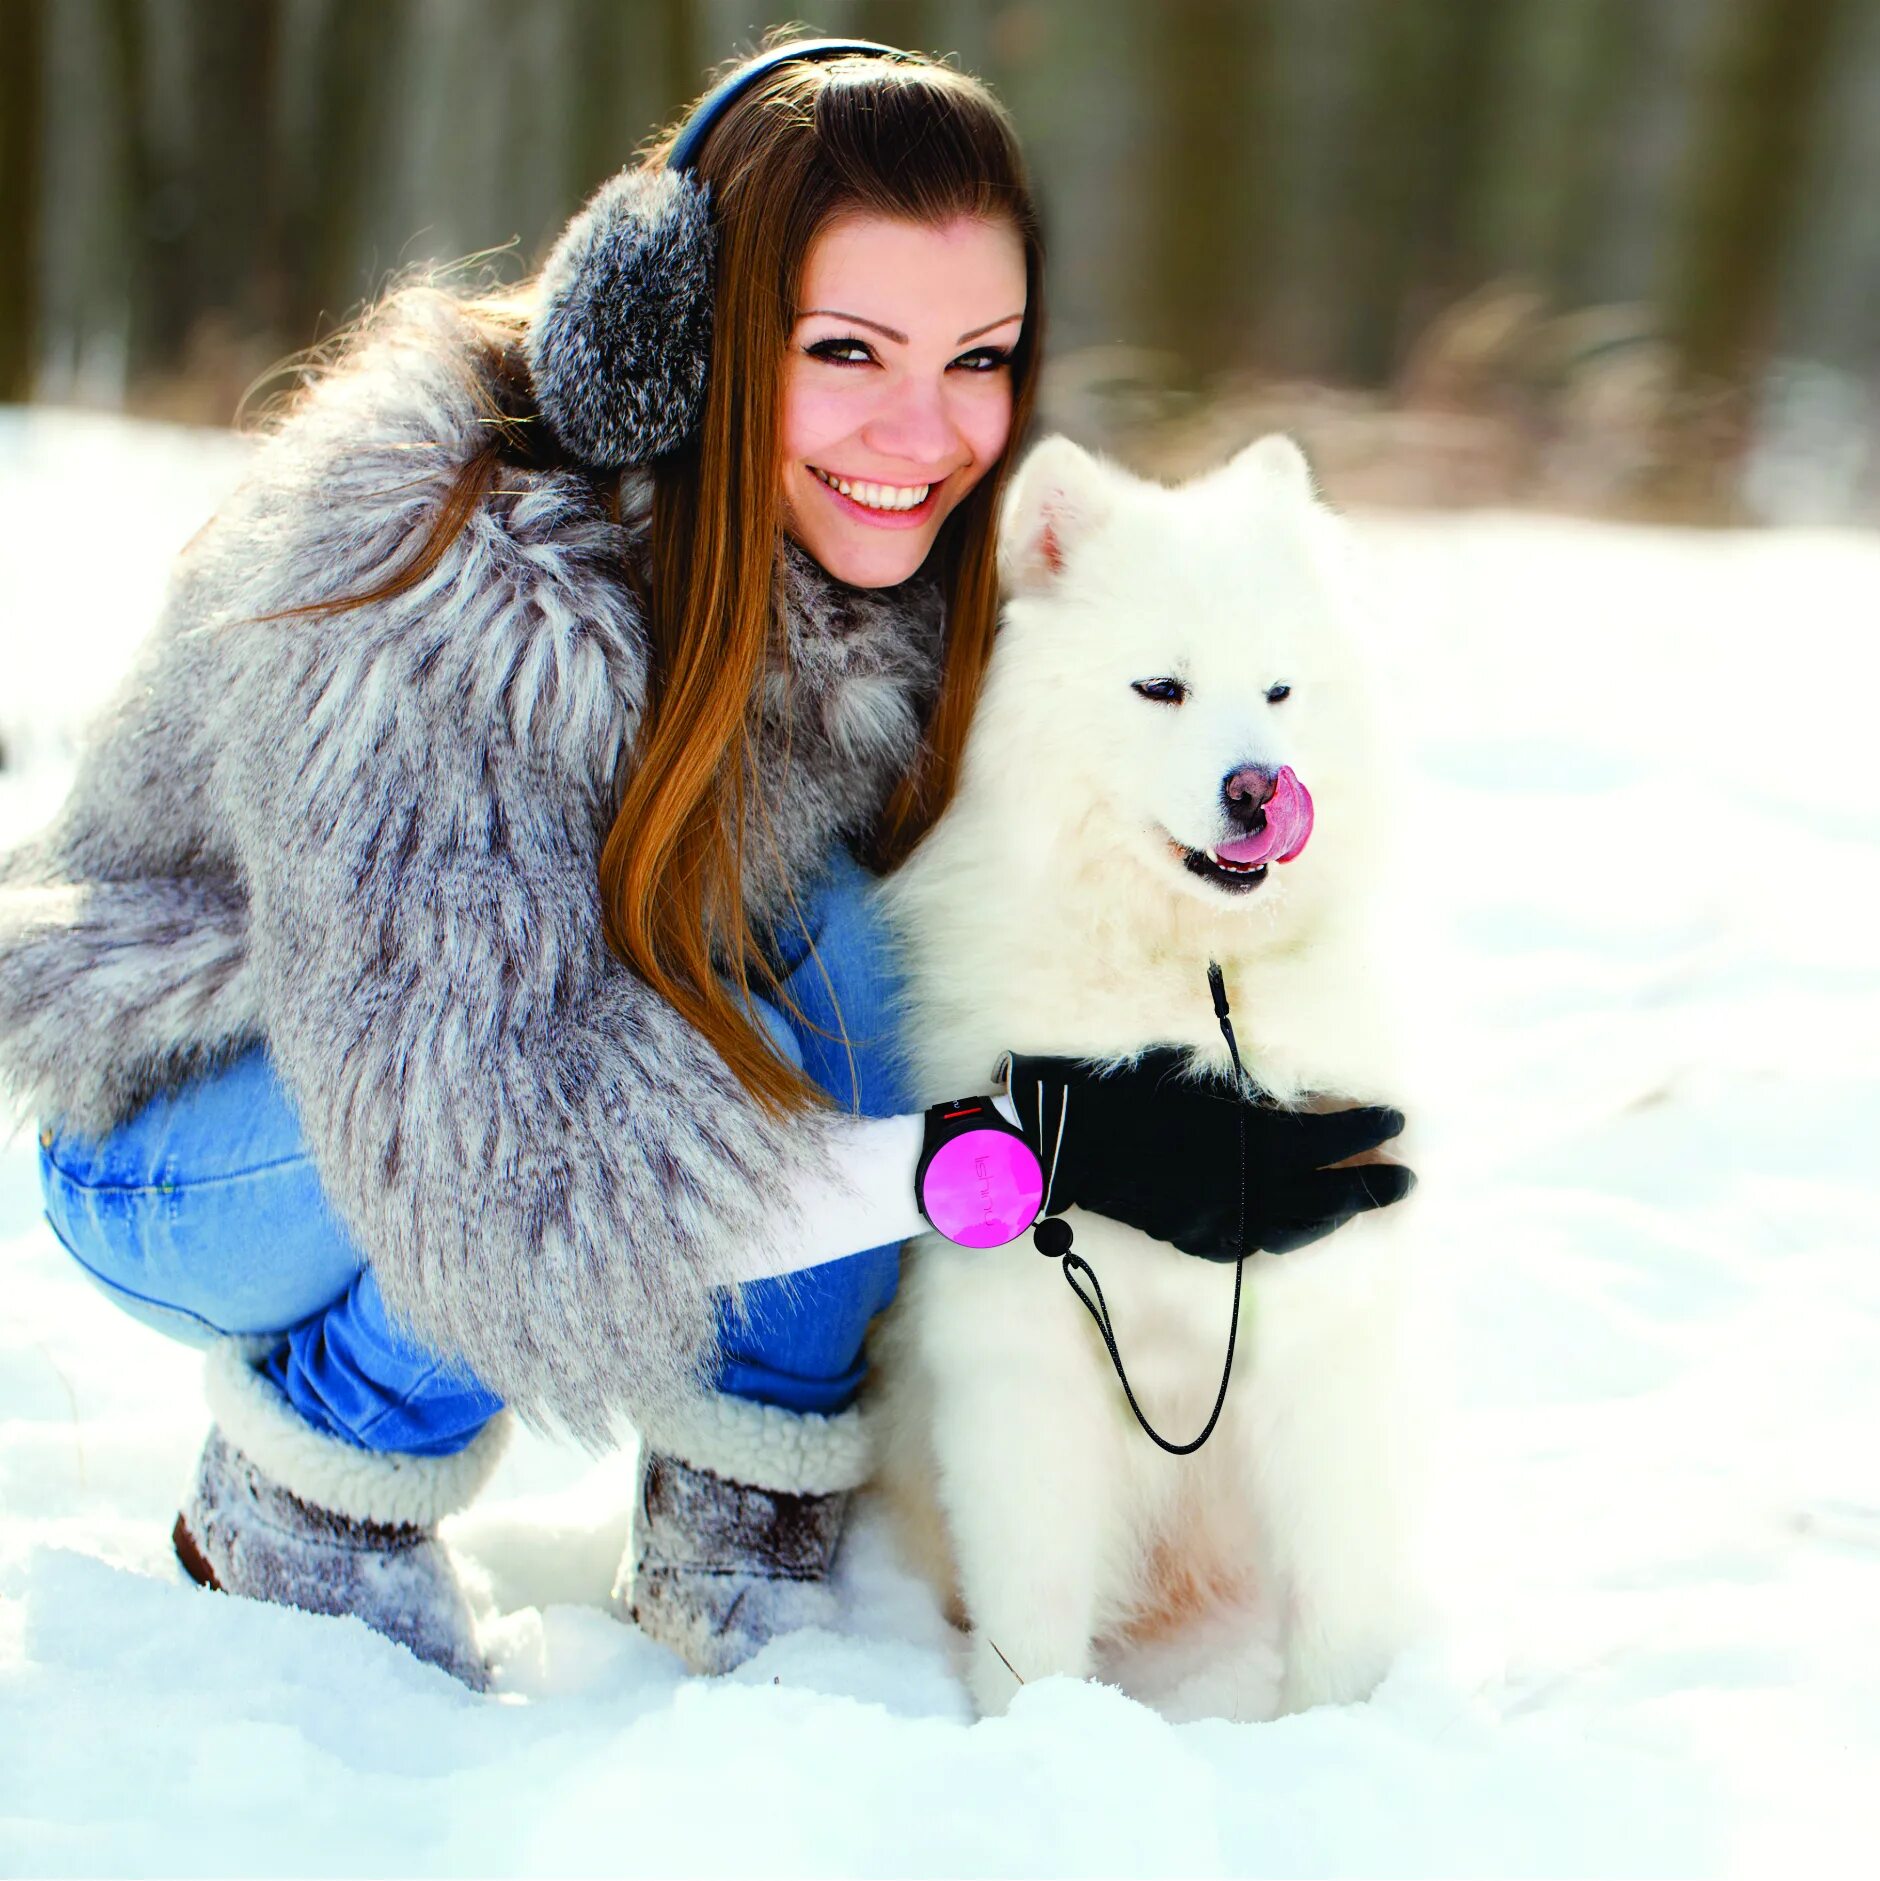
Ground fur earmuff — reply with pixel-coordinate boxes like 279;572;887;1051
527;166;717;468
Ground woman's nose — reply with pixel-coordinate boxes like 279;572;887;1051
861;375;963;465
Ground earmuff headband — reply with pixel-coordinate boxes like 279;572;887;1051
666;37;910;172
530;37;919;469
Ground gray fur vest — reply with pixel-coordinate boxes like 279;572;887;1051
0;288;944;1446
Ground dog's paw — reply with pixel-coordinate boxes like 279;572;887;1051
965;1627;1099;1718
965;1631;1030;1717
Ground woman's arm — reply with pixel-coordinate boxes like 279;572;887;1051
727;1093;1020;1282
748;1067;1416;1281
730;1112;926;1282
190;291;852;1449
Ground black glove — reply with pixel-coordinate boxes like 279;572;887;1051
1005;1046;1414;1261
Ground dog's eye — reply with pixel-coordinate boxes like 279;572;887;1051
1265;683;1291;704
1132;677;1187;705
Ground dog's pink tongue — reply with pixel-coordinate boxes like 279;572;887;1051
1216;766;1314;866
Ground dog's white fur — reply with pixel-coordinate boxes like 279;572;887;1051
872;436;1429;1722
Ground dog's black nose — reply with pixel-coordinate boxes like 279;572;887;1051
1222;764;1277;833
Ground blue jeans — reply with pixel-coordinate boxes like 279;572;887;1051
39;850;912;1455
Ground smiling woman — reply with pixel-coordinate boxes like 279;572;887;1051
0;36;1056;1690
782;214;1028;587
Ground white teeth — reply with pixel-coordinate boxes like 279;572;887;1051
811;467;931;511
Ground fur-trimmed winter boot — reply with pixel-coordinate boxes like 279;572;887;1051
172;1342;510;1689
616;1394;871;1675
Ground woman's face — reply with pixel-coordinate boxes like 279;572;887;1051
780;212;1029;590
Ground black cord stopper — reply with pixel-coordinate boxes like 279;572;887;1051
1032;1217;1074;1258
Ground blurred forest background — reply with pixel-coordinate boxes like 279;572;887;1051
1;0;1876;523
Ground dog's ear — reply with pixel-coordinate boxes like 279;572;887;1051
1229;433;1316;500
1001;436;1112;595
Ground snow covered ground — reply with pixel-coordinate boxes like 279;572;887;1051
3;407;1878;1877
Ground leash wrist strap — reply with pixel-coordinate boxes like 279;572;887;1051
916;1097;1046;1248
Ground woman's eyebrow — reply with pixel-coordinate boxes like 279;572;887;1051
800;309;908;343
797;309;1027;345
956;312;1025;343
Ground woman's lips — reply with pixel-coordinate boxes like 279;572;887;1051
807;466;943;530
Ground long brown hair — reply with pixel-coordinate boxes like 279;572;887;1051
609;47;1045;1116
256;45;1045;1119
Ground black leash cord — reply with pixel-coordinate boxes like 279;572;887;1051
1029;961;1250;1456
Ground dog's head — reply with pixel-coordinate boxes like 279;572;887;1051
984;434;1384;929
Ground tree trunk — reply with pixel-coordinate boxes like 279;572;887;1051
854;0;937;59
1337;0;1503;386
1648;0;1847;519
1132;0;1269;381
0;0;45;400
286;0;399;353
99;0;161;382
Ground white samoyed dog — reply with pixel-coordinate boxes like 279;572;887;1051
870;434;1429;1723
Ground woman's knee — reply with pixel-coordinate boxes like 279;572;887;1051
40;1046;363;1345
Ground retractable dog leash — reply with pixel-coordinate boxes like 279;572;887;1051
1029;963;1251;1457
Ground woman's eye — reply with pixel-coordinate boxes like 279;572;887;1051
805;337;875;367
951;346;1013;374
1265;683;1291;704
1132;677;1187;705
